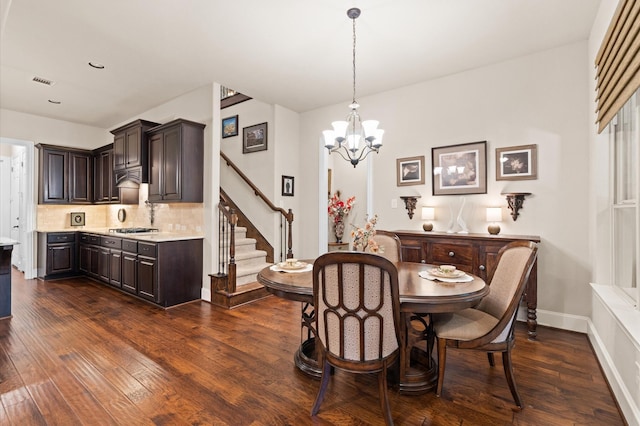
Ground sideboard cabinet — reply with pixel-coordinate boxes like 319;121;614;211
394;231;541;339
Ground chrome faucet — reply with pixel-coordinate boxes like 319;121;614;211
145;200;156;226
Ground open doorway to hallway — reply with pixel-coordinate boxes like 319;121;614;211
0;138;36;279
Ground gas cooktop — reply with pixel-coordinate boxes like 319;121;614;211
109;227;159;234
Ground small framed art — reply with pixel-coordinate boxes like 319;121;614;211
432;141;487;195
282;175;294;196
396;156;425;186
222;115;238;138
496;144;538;180
243;122;268;153
70;212;85;226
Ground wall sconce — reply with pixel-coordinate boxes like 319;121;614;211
486;207;502;235
502;192;531;221
421;207;435;231
400;196;421;219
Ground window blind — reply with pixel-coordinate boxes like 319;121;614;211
595;0;640;133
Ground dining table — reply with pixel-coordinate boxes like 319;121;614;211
257;259;489;395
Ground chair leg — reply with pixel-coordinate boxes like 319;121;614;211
502;349;523;408
377;367;394;426
436;337;447;397
310;359;332;416
487;352;495;367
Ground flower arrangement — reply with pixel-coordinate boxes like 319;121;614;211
328;191;355;224
351;214;383;254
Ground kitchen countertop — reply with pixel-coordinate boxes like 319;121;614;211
0;237;20;247
35;228;203;243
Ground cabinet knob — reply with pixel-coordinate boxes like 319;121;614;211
448;251;455;257
479;265;486;271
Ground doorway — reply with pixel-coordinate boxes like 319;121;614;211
0;137;36;279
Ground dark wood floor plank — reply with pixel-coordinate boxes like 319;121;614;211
0;269;626;425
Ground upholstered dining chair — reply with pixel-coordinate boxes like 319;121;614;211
310;252;402;426
369;230;403;262
432;240;538;408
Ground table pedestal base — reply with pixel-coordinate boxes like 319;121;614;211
398;347;437;395
294;338;321;379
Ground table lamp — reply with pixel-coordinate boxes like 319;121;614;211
486;207;502;235
422;207;435;232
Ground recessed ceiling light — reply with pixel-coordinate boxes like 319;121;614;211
88;62;105;69
48;99;61;104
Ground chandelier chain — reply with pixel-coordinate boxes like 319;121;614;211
352;15;357;105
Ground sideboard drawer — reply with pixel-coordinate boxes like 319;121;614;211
429;243;474;266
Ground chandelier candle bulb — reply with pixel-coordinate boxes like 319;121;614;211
486;207;503;235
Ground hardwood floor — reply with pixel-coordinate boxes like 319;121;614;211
0;269;626;425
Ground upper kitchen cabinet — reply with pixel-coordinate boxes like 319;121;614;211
93;145;138;205
110;119;159;184
37;144;92;204
147;119;205;203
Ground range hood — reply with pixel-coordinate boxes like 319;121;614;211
115;167;142;188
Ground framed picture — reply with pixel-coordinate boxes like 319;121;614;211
70;212;85;226
496;144;538;180
396;156;425;186
221;115;238;138
432;141;487;195
282;175;294;196
243;122;268;153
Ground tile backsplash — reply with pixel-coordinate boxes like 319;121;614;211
37;184;204;232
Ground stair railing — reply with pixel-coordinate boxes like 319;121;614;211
220;152;294;261
214;202;238;293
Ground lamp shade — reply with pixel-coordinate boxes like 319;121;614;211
486;207;503;222
422;207;435;221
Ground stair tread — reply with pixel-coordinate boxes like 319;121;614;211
234;250;267;260
236;262;272;277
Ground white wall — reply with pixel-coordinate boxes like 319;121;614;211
588;1;640;425
300;42;592;327
0;108;112;149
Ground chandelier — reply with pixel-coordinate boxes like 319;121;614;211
322;8;384;168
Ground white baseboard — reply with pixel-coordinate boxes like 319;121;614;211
516;307;589;333
201;287;211;302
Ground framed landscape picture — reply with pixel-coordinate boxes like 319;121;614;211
243;122;268;153
431;141;487;195
496;144;538;180
222;115;238;138
396;156;425;186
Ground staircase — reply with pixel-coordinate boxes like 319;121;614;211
210;226;272;309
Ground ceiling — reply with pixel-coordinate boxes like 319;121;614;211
0;0;601;130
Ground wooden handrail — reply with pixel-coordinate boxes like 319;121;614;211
220;152;292;221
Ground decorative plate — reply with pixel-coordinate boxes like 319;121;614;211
429;268;466;279
278;261;308;270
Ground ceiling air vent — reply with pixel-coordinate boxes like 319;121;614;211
32;76;55;86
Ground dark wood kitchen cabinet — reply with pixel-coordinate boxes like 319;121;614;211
37;232;77;279
147;119;205;203
110;119;159;184
93;145;119;203
79;233;101;279
37;144;92;204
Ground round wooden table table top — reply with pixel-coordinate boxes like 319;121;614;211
257;260;488;313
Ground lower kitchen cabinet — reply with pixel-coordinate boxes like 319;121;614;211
40;231;202;307
37;232;77;279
